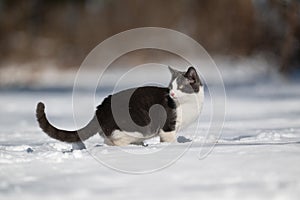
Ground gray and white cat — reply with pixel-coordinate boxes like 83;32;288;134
36;66;204;148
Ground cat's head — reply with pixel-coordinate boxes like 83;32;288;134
168;66;203;98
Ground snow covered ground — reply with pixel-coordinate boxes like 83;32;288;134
1;59;300;199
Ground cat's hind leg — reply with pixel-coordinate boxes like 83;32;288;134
159;131;177;143
109;130;145;146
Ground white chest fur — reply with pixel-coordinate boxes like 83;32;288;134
171;82;204;131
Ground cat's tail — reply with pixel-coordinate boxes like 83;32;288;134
36;102;100;143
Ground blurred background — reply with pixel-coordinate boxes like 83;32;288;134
0;0;299;87
1;1;300;198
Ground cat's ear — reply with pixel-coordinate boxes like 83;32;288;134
168;66;180;77
185;66;199;83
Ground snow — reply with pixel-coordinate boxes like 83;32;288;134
1;59;300;199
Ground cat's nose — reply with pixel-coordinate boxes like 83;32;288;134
170;91;175;97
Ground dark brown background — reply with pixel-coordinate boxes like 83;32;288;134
0;0;299;73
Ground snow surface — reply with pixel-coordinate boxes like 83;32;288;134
1;59;300;200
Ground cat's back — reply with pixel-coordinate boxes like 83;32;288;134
98;86;171;109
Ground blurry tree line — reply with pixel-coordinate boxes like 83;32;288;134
0;0;299;73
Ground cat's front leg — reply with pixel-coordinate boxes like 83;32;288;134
159;131;177;143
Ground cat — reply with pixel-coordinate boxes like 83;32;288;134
36;66;204;148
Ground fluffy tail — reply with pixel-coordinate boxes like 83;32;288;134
36;102;100;143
